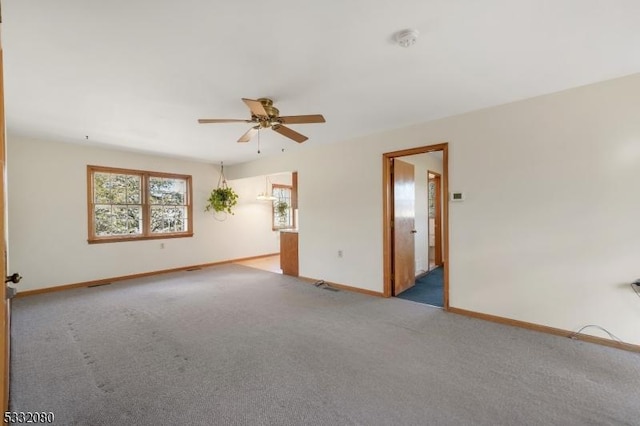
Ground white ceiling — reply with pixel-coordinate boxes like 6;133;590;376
3;1;640;165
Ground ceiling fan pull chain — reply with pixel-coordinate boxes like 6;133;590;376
257;129;261;154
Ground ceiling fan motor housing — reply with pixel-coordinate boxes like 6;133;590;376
257;98;279;118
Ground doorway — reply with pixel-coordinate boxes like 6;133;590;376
382;143;449;309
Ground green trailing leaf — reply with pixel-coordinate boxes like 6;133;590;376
205;186;238;214
275;200;289;216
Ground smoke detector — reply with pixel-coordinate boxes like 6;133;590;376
395;29;419;48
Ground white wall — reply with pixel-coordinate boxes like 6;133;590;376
402;153;443;275
7;137;280;292
228;73;640;344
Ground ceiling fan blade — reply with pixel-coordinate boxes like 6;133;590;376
198;118;251;124
238;127;259;143
272;125;308;143
242;98;268;117
278;114;326;125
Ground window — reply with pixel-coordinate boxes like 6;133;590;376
272;184;294;230
87;165;193;243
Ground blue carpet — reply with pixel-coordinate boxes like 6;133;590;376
397;266;443;307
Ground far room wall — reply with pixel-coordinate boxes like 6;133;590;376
6;136;282;292
228;73;640;345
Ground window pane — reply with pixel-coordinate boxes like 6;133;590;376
149;177;186;205
94;205;141;236
94;205;113;236
150;206;187;233
272;185;293;229
94;173;113;204
126;175;141;204
128;207;143;234
94;172;141;205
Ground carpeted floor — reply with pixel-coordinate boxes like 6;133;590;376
10;264;640;425
397;266;444;307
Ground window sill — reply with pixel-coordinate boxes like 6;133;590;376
88;233;194;244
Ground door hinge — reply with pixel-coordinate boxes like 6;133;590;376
5;286;17;300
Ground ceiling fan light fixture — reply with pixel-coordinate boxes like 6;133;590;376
395;29;419;48
257;193;277;201
257;175;277;201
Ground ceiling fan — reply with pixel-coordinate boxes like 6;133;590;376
198;98;325;143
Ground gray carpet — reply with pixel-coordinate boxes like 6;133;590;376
10;264;640;426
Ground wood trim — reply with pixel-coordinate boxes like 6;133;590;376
0;44;9;413
187;173;194;237
87;165;193;243
448;307;640;353
142;172;150;236
298;276;384;297
382;143;449;309
87;165;191;179
88;232;194;244
291;171;298;210
15;253;281;298
428;171;443;267
442;147;449;310
87;164;94;243
384;143;449;159
382;155;393;297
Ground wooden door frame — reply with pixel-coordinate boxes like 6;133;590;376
0;34;9;411
428;171;443;267
382;143;449;309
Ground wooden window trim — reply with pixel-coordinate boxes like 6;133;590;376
271;183;295;231
87;165;194;244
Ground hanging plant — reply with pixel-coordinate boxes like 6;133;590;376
206;187;238;214
274;200;290;226
205;162;238;215
275;200;289;217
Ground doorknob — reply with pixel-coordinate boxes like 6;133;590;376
411;230;417;234
5;273;22;284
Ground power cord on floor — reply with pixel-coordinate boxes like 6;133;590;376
568;283;640;347
569;325;624;343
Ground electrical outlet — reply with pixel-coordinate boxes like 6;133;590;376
338;250;343;258
160;243;165;249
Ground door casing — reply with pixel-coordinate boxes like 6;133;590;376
428;171;443;268
0;40;10;411
382;143;449;309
